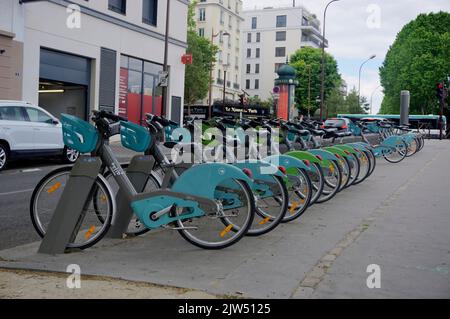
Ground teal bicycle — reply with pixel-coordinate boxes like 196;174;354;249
30;111;256;250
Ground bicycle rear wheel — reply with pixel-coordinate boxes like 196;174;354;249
308;162;325;205
383;140;407;163
176;178;255;250
246;175;288;236
316;160;342;203
30;167;114;250
283;168;312;223
344;153;361;188
352;150;371;185
103;168;161;237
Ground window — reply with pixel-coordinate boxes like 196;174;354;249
229;15;233;28
246;79;250;89
255;79;259;89
275;47;286;57
251;17;257;29
256;32;260;42
255;64;260;74
199;8;206;21
108;0;126;14
276;31;286;41
25;108;53;124
142;0;158;26
246;64;251;74
276;15;287;28
0;106;26;121
220;10;224;25
256;48;260;58
198;28;205;37
247;33;252;43
275;63;284;73
119;55;164;121
247;48;251;58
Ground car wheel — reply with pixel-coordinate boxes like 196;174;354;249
62;147;79;164
0;144;8;171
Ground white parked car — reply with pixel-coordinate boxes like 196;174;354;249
0;100;79;171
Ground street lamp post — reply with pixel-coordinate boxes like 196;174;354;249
370;85;381;114
223;65;228;106
161;0;171;117
358;54;376;106
208;29;229;119
319;0;340;121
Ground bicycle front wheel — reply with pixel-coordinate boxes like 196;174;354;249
30;167;114;250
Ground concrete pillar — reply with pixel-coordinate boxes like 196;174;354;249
400;90;410;125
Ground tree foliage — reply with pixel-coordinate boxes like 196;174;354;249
325;88;367;118
184;1;218;105
379;12;450;115
289;47;343;116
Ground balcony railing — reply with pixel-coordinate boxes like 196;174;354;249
217;78;224;85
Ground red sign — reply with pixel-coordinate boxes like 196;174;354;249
182;54;193;65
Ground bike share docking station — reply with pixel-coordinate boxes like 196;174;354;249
38;154;155;255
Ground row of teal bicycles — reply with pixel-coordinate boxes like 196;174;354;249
29;111;424;250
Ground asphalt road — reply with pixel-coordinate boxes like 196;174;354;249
0;144;136;250
0;162;61;250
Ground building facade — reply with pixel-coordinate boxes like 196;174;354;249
0;0;188;123
195;0;243;104
241;5;327;101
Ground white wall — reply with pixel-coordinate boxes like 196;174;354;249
19;0;187;122
0;0;25;41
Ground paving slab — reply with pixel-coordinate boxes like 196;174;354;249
1;140;449;298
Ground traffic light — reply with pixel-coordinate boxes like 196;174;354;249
436;83;444;100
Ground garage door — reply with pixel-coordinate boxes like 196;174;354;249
39;48;91;86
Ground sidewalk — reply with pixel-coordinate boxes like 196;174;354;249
0;268;217;299
0;140;449;298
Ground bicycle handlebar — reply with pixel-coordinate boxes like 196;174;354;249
91;110;128;123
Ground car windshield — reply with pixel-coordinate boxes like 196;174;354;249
325;119;345;127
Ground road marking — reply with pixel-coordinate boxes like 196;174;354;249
0;189;34;196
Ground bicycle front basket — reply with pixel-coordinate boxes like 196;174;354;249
164;122;180;142
61;114;99;154
120;121;151;153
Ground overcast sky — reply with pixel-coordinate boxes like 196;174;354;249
243;0;450;113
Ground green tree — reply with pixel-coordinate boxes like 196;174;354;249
184;1;218;106
247;96;274;109
289;47;343;116
326;88;347;117
379;12;450;114
346;88;367;114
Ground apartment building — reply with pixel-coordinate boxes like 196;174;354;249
195;0;244;104
241;5;328;100
0;0;188;123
